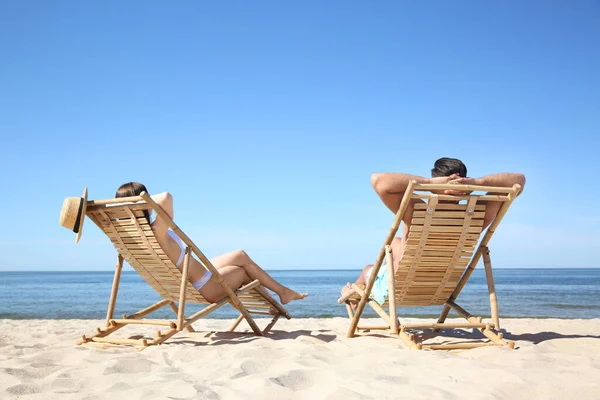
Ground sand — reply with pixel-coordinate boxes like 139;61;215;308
1;317;599;399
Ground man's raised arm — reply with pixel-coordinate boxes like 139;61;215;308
450;173;526;228
371;173;458;213
452;173;526;194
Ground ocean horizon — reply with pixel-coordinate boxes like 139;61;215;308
2;268;599;320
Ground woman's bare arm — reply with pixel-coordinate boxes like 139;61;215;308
149;192;173;236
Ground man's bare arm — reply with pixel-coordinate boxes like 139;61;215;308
474;173;526;193
371;173;426;214
371;173;458;213
451;173;526;228
451;173;526;194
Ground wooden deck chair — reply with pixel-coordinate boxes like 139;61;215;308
338;181;522;350
78;192;291;351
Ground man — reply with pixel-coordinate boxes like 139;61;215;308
341;157;526;306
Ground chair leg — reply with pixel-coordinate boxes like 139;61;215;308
399;327;422;350
436;304;451;326
353;284;392;327
345;303;355;319
105;255;124;325
229;314;244;332
229;312;281;334
80;299;172;347
231;283;264;336
168;303;195;332
447;300;513;348
262;314;281;334
482;246;500;330
176;247;192;331
385;245;398;334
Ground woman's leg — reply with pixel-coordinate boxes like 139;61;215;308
209;249;308;304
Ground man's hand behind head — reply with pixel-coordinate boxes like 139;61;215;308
444;176;476;195
449;177;477;185
428;174;460;185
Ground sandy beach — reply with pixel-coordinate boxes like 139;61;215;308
1;317;599;399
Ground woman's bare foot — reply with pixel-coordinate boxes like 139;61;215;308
341;283;358;310
279;288;308;305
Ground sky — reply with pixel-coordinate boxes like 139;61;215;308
0;1;598;271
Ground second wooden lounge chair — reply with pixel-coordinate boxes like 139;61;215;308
338;181;522;350
78;192;291;351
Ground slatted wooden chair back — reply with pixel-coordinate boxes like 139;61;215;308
86;202;210;304
341;181;522;348
391;195;487;306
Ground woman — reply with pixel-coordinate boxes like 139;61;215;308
116;182;308;305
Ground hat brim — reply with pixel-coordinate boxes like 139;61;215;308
75;187;88;243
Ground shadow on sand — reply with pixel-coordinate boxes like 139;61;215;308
346;324;600;349
129;327;600;348
130;328;337;347
408;327;600;348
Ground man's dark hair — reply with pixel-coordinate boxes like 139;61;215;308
431;157;467;178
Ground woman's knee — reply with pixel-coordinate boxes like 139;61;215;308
232;249;248;259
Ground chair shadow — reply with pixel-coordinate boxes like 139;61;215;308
502;331;600;345
126;327;600;348
407;328;490;347
410;328;600;347
131;329;337;347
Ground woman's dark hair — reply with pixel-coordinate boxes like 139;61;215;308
431;157;467;178
116;182;151;223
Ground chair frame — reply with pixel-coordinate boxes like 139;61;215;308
78;192;290;351
339;181;522;350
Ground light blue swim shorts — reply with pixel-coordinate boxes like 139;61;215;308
366;264;390;304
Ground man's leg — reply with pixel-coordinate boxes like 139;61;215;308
355;264;373;286
341;264;373;310
390;236;405;273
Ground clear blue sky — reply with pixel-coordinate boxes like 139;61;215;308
1;1;598;271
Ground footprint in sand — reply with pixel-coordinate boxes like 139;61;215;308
32;351;67;364
240;360;268;375
30;361;58;369
51;378;84;394
193;385;220;400
270;370;314;391
108;382;132;391
162;352;173;366
5;366;62;380
230;360;268;379
103;358;154;375
7;384;38;396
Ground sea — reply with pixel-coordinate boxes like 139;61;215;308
1;269;599;320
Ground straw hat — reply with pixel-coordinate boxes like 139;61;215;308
59;187;88;243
